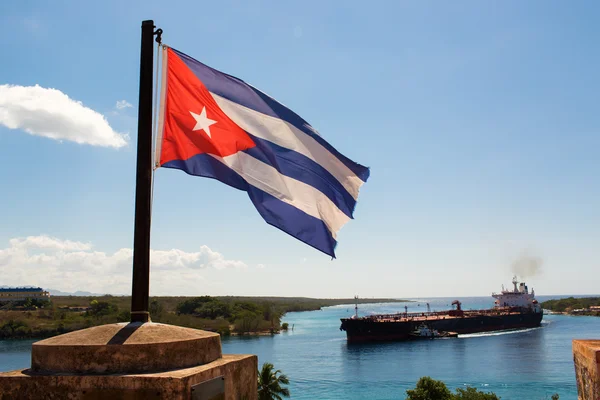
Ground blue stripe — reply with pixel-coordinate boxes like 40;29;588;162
242;134;356;219
247;187;337;257
162;154;248;191
171;48;370;183
162;153;337;257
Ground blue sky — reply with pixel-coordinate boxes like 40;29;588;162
0;1;598;297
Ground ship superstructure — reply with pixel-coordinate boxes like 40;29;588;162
340;277;543;342
492;276;541;311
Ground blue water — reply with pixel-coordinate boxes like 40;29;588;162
1;296;599;399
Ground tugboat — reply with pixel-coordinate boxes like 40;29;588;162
409;323;458;339
340;276;543;342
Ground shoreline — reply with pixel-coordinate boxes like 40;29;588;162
546;311;600;317
0;297;410;340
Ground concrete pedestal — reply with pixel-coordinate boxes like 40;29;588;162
0;322;257;400
573;339;600;400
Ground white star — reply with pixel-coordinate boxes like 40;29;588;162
190;107;217;138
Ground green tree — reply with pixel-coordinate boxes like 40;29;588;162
88;299;117;317
196;300;231;319
176;296;214;315
116;310;131;322
0;320;30;338
262;304;283;332
20;298;49;309
149;299;163;317
454;387;500;400
406;377;502;400
406;377;453;400
23;298;34;309
234;310;262;334
232;301;262;318
258;362;290;400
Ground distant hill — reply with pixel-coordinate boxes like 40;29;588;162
47;288;107;297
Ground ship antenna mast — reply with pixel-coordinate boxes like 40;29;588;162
354;295;358;318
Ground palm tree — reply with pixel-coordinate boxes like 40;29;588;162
257;362;290;400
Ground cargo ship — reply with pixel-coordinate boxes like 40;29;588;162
340;277;543;342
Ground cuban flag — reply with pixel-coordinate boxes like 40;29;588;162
155;47;369;257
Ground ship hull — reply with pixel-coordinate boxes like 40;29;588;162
340;311;543;343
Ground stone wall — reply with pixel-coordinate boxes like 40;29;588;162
0;323;257;400
0;354;257;400
573;339;600;400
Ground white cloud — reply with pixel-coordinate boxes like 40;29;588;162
0;84;127;148
115;100;133;110
9;235;92;251
0;235;247;295
151;247;247;270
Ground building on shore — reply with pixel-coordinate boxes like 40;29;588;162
570;306;600;315
0;287;50;303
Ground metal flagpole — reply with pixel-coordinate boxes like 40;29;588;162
130;20;160;323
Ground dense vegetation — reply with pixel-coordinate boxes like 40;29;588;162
540;297;600;314
405;377;560;400
173;296;282;335
0;295;408;339
405;377;500;400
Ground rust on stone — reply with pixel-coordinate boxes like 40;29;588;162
573;339;600;400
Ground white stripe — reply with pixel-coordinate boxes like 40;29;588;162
210;92;363;200
155;45;169;169
210;152;350;238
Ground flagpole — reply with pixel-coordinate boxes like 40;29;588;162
130;20;157;323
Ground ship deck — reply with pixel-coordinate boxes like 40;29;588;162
343;307;532;324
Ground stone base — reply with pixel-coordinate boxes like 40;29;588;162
0;354;257;400
0;323;257;400
573;339;600;400
31;322;222;374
